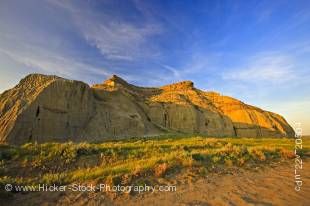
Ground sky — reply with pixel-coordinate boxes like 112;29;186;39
0;0;309;134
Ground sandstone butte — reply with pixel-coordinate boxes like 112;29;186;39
0;74;295;144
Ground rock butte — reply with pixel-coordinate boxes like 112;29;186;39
0;74;294;144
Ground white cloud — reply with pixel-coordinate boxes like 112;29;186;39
48;0;162;61
81;22;161;61
222;53;296;83
0;0;165;91
162;52;213;75
161;64;182;80
0;41;111;83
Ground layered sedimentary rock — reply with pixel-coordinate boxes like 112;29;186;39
0;74;295;144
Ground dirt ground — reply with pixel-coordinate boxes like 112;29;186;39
4;159;310;206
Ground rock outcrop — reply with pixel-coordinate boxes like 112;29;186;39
0;74;295;144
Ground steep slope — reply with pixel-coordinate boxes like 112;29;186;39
0;74;294;144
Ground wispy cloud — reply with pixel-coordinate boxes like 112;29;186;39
1;0;161;86
0;46;111;81
0;26;112;85
222;53;296;83
160;64;182;80
160;52;215;80
48;0;162;61
81;22;162;61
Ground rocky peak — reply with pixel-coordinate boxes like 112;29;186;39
18;73;60;86
3;74;62;97
161;80;194;91
103;74;131;88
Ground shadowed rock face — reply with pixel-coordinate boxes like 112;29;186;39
0;74;295;144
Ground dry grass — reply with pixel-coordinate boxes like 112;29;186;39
0;136;309;188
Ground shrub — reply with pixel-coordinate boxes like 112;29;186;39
211;156;221;164
280;149;295;159
225;159;233;167
198;167;208;176
154;163;168;177
105;175;122;186
42;173;66;185
0;148;19;161
192;153;205;161
238;157;246;166
249;148;266;161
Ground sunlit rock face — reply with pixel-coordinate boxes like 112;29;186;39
0;74;295;144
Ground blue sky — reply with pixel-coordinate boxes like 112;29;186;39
0;0;309;134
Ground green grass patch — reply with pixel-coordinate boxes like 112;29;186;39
0;136;309;187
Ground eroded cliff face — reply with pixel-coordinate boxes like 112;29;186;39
0;74;295;144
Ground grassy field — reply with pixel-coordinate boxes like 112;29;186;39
0;136;309;190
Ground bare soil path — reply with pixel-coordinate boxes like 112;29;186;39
6;159;310;206
114;160;310;206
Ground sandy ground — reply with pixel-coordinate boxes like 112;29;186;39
4;159;310;206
